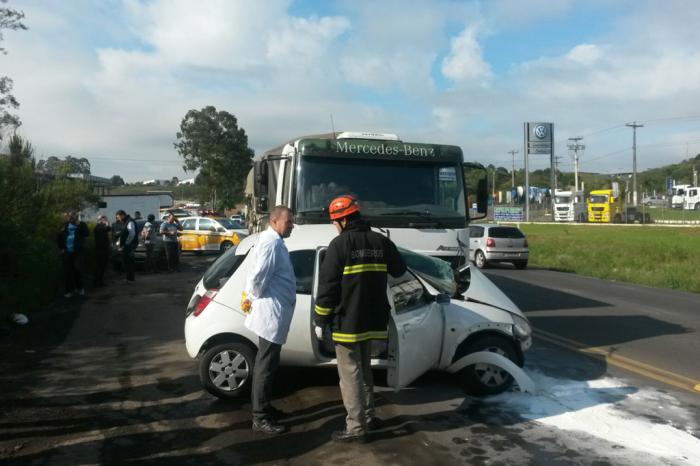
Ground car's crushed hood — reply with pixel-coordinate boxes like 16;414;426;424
462;266;524;318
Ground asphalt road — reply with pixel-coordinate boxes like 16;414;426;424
483;264;700;393
1;257;699;465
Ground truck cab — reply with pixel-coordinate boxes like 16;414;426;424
553;189;587;222
587;189;623;223
246;132;488;277
683;186;700;211
671;184;690;209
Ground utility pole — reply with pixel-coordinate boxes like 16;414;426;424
567;137;585;193
626;122;644;206
508;149;518;188
553;156;563;192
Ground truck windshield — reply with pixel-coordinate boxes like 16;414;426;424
554;195;571;204
295;157;466;227
589;195;608;204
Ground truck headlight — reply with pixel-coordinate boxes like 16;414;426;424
512;315;531;340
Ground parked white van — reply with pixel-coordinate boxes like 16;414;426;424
184;224;532;399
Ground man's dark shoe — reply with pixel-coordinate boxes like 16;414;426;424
332;430;367;443
252;419;286;435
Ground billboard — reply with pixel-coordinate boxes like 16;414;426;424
526;122;553;155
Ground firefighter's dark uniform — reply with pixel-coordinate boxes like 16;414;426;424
315;220;406;434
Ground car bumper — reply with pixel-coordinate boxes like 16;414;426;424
484;250;529;261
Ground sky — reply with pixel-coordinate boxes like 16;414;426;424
3;0;700;182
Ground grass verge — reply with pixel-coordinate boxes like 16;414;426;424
518;224;700;293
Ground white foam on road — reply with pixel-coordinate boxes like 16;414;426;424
492;371;700;465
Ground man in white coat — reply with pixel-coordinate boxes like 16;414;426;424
242;206;296;435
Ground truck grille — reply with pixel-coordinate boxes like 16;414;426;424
591;207;604;212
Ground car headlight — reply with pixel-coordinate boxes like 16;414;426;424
512;314;531;340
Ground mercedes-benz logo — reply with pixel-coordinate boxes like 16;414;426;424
534;125;548;139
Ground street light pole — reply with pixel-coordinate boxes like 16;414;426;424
626;122;643;206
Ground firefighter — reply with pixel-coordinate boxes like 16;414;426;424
314;195;407;443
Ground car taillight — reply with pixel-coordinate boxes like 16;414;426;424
524;238;528;247
193;289;218;317
486;238;495;247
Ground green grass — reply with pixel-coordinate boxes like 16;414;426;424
644;207;700;222
517;224;700;293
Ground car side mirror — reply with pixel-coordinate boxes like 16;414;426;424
217;227;226;232
209;226;217;232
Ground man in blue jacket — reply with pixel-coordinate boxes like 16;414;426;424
57;211;89;297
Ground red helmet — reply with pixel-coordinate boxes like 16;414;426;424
328;195;360;220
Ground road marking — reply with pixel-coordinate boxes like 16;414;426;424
534;329;700;395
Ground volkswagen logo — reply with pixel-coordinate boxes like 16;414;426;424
534;124;548;139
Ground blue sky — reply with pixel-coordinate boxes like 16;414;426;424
3;0;700;183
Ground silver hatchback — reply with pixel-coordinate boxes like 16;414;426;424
469;224;529;269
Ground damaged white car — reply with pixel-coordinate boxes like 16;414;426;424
184;225;532;399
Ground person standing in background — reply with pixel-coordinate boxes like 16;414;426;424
116;210;137;283
141;214;157;273
159;212;182;272
57;211;89;297
93;214;111;287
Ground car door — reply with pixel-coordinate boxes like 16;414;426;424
197;218;218;250
386;272;444;389
179;218;198;251
469;226;484;260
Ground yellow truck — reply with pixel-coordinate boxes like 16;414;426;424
587;188;651;223
587;189;622;223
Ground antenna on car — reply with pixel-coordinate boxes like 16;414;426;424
330;114;336;139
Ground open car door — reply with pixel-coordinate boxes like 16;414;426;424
386;272;444;390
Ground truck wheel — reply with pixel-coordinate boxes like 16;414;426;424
514;260;528;270
199;343;256;399
454;335;518;396
474;250;488;269
695;203;700;211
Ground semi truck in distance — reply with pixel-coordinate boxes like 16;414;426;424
587;187;650;223
553;189;587;222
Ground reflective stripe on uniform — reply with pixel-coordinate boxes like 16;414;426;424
332;330;388;342
314;304;332;315
342;263;387;275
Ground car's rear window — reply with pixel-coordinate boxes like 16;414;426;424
489;227;525;239
203;247;245;289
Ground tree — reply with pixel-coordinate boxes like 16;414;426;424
7;132;33;167
36;155;90;177
0;1;27;138
174;106;254;209
110;175;125;187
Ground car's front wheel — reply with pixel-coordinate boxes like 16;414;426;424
199;342;256;399
454;335;518;396
474;250;488;269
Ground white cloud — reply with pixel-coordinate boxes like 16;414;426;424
441;26;491;83
565;43;603;65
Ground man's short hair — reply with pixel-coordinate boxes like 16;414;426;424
269;205;291;221
116;209;126;217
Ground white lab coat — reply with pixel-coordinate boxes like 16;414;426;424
244;227;297;345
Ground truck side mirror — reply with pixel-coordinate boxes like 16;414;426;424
253;161;269;198
476;179;488;214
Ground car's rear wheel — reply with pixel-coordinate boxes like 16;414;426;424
199;343;256;399
514;260;527;270
455;335;518;396
220;241;233;253
474;250;488;269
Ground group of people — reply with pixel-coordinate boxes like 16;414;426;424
242;195;406;443
57;210;184;298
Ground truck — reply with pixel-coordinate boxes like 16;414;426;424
245;131;489;285
683;186;700;210
553;189;587;222
587;188;651;223
671;184;691;209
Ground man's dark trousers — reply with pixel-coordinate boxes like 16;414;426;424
164;242;179;271
252;337;281;421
